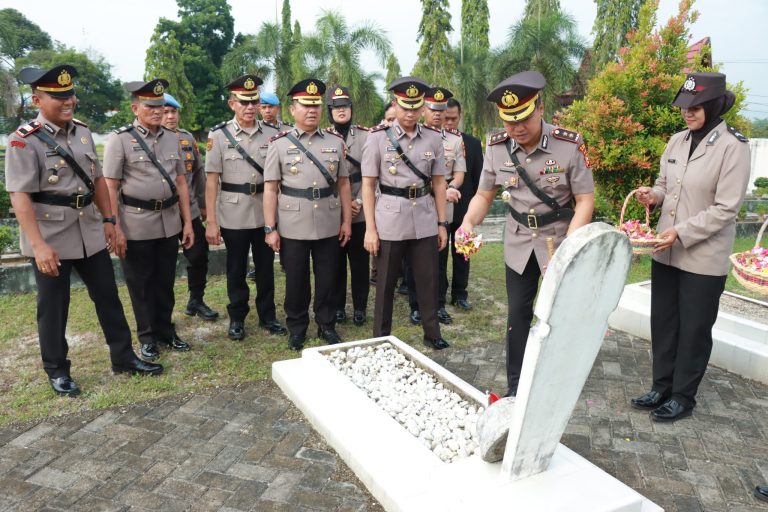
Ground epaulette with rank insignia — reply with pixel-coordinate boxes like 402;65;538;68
727;125;748;143
325;128;344;139
72;118;88;128
551;127;580;143
423;124;441;134
445;127;462;137
488;131;509;146
370;123;388;133
270;130;290;143
354;124;370;131
210;121;227;132
15;121;41;138
114;124;132;134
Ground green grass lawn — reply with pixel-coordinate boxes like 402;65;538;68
0;237;762;427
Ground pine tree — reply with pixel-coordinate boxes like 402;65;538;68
412;0;455;86
460;0;489;55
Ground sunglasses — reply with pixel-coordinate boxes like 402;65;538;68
238;100;259;106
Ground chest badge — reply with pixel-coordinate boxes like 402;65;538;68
329;163;336;172
388;165;397;175
508;177;518;187
504;160;514;167
542;159;561;174
47;171;60;184
80;136;88;145
546;175;561;184
290;165;298;175
501;190;511;201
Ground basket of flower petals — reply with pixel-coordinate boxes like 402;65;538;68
619;189;662;255
730;217;768;295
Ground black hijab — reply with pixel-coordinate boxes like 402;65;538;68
329;105;353;140
689;90;736;156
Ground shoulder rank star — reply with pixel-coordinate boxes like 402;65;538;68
424;152;433;158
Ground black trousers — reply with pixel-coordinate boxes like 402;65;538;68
405;245;447;310
281;236;340;336
122;236;179;346
333;221;369;312
449;221;470;301
34;249;136;378
650;260;726;407
181;216;209;302
374;237;440;340
505;254;541;391
221;226;277;323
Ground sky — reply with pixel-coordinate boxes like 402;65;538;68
5;0;768;119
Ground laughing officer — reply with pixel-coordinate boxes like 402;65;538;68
459;70;595;397
6;65;163;396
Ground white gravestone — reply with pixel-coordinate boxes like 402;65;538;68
477;223;632;481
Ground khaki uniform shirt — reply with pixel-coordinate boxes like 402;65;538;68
652;121;750;276
102;120;183;241
435;126;467;223
478;121;594;273
5;114;105;259
174;128;204;220
205;118;270;229
263;127;348;240
361;121;446;241
326;125;369;224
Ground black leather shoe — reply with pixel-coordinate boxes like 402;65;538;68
423;337;450;350
288;334;305;351
259;319;288;335
228;320;245;340
335;310;347;323
247;269;256;280
650;399;693;422
184;299;219;321
437;308;453;324
630;390;669;410
755;485;768;503
451;298;472;310
396;284;409;295
113;359;164;376
140;343;160;361
161;328;191;351
504;388;517;398
317;327;342;345
49;376;81;397
352;310;365;326
410;310;421;326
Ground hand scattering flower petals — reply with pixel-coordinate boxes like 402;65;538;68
454;227;483;261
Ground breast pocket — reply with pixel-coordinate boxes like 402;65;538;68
278;196;300;212
376;195;401;215
128;152;152;174
496;168;519;188
539;172;569;190
163;151;181;174
419;154;435;175
323;156;340;178
329;196;341;210
35;204;65;222
221;193;240;205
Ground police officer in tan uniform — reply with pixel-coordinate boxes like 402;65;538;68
326;86;370;327
6;65;162;396
103;79;195;361
205;75;286;340
361;76;450;350
263;78;353;350
405;86;466;326
459;71;595;396
162;93;219;322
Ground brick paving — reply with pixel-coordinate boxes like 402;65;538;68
1;329;767;511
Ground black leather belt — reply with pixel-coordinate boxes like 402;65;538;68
122;193;179;211
380;184;430;199
349;172;362;184
507;204;574;229
32;192;94;209
280;185;335;200
221;182;264;195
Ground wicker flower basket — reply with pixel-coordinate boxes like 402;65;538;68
730;217;768;295
619;189;662;255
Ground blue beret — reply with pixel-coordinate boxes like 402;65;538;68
164;93;181;109
260;92;280;106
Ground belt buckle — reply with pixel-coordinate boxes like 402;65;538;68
154;199;163;211
527;214;538;230
74;194;85;209
249;183;258;195
408;185;418;199
312;187;320;200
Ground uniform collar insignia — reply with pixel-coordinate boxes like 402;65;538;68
684;131;691;141
232;120;241;133
541;134;549;150
316;128;325;138
135;124;148;136
394;124;404;137
42;123;56;134
707;130;720;145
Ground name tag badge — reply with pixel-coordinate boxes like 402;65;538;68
386;146;397;152
286;148;300;155
321;147;337;153
668;158;677;163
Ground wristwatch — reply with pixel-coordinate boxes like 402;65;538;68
438;221;450;229
264;225;277;234
102;216;116;225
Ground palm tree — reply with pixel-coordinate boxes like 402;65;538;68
493;10;585;118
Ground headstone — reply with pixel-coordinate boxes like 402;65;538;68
477;223;632;480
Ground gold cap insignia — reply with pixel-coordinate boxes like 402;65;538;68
244;78;256;90
406;85;419;98
307;82;318;95
335;88;343;96
501;91;518;107
153;81;165;95
58;70;72;86
434;90;445;101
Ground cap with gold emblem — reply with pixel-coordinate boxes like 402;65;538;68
19;65;77;98
326;86;352;107
125;79;170;106
288;78;326;105
388;76;429;110
225;74;263;101
672;72;727;109
487;70;546;122
424;86;453;111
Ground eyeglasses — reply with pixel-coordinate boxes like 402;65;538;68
238;100;259;106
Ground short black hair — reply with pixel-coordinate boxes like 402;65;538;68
446;98;461;113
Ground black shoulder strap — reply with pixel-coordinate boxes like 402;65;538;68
219;125;264;175
384;127;431;186
346;154;361;169
285;132;335;187
127;127;178;196
31;129;95;192
505;140;561;212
